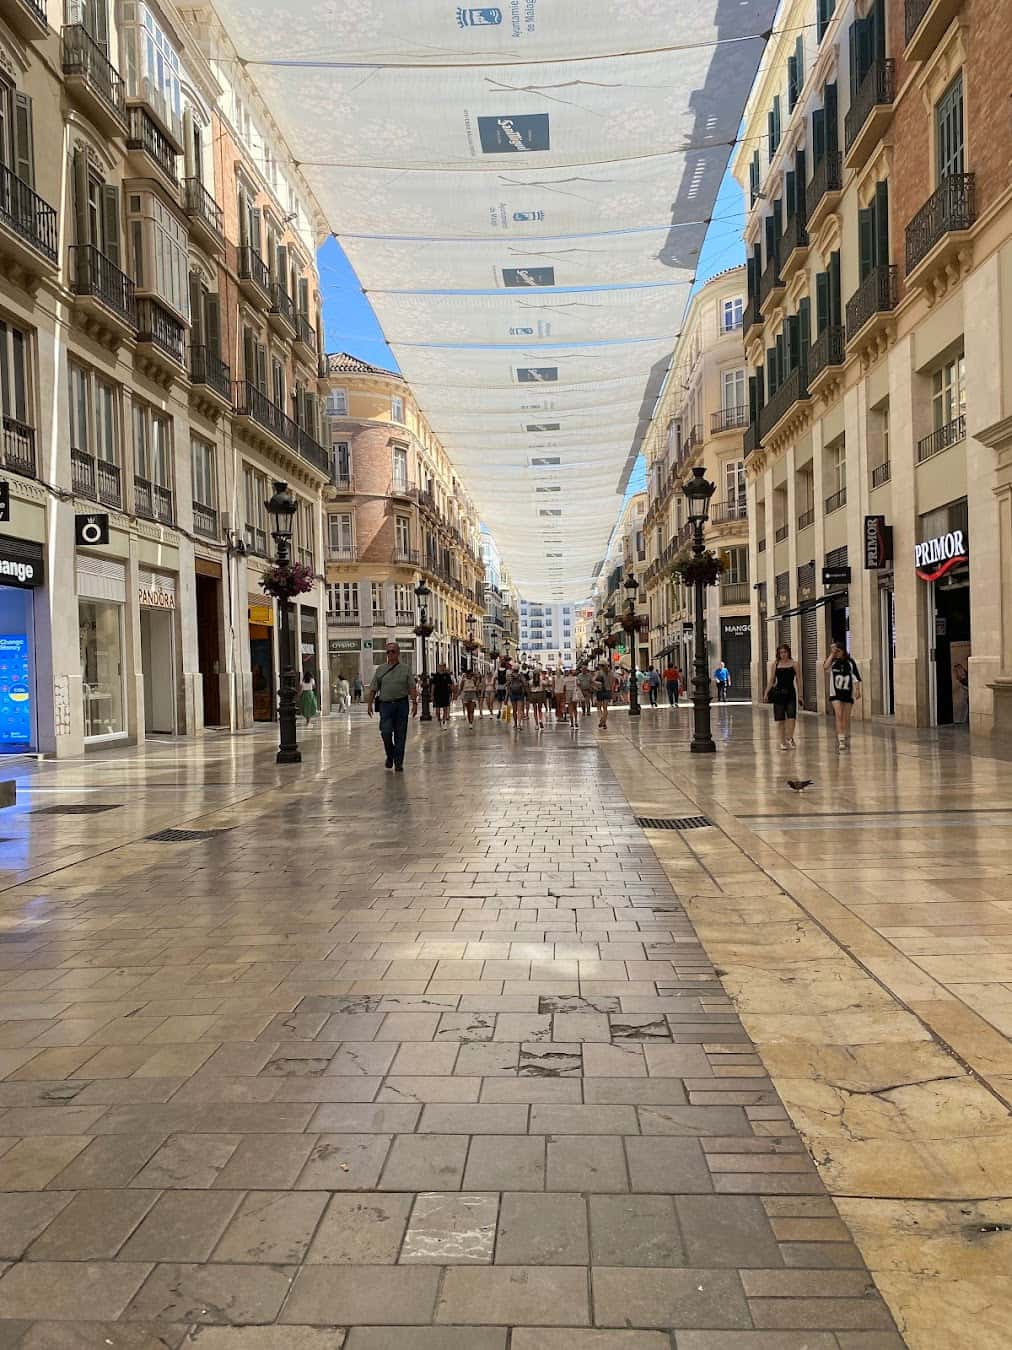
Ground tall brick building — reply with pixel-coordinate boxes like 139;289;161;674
736;0;1012;732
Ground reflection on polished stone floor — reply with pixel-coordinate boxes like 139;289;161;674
0;702;1004;1346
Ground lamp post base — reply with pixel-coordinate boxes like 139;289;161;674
277;746;303;764
689;738;716;754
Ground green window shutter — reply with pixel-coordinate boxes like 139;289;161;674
243;327;256;386
768;109;775;161
848;22;859;96
764;214;777;262
787;55;798;111
298;276;310;317
14;94;34;188
858;208;874;280
795;149;807;216
775;333;786;386
188;272;204;344
825;83;839;152
795;37;805;92
756;365;765;407
748;374;758;422
204;293;221;359
785;172;797;220
812;108;826;164
767;346;778;394
72;147;90;246
829;251;842;324
798;297;812;365
785;316;800;374
874;179;890;266
815;272;830;332
101;185;120;268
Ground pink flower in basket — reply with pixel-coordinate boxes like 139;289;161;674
259;562;316;600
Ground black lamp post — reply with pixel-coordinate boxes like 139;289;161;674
414;579;433;722
623;572;641;717
266;479;301;765
683;465;717;754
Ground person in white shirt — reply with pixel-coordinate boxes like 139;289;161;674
560;669;580;727
457;668;481;727
336;676;351;713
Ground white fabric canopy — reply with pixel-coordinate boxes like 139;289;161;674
211;0;774;598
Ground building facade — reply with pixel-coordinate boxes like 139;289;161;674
591;491;650;673
642;269;752;692
735;0;1012;732
0;0;327;756
480;526;519;662
518;601;578;668
320;354;486;693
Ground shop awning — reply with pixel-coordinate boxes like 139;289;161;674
208;0;776;600
769;595;834;621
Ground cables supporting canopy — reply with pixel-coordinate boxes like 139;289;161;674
211;0;775;599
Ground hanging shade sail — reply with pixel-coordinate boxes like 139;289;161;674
211;0;774;599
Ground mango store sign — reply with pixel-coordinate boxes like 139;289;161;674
915;530;968;582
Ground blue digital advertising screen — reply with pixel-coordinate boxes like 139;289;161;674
0;635;32;745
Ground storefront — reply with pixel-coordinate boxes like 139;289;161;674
248;601;275;722
328;636;361;696
720;616;751;698
138;571;177;735
916;499;971;727
0;537;44;754
300;606;319;685
77;555;127;743
195;559;224;726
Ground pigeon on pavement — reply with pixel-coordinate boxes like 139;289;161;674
787;779;814;791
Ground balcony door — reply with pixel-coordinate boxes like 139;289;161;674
65;0;109;49
936;76;964;180
722;368;745;414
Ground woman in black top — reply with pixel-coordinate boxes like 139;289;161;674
824;642;861;750
765;644;802;750
431;663;454;726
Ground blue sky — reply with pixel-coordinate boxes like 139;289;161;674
318;164;746;503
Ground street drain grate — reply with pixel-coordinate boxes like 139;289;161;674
32;804;122;815
146;828;233;842
635;816;712;831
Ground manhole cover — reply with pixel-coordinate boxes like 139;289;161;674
32;804;122;815
146;828;233;842
635;816;712;830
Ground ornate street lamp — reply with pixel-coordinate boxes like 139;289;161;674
682;465;717;754
265;480;301;764
623;571;641;718
414;579;433;723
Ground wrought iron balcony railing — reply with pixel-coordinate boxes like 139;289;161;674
239;245;270;295
136;298;184;365
192;501;218;537
189;346;232;402
127;105;177;181
806;151;842;221
61;25;127;126
134;476;173;524
905;174;976;275
183;178;224;240
0;163;58;263
809;324;846;383
71;448;121;506
758;363;809;441
844;58;895;152
871;460;891;487
70;243;137;328
917;414;965;462
846;264;897;342
825;486;848;514
2;416;37;478
711;405;748;434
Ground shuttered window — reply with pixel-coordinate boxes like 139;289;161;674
936;75;964;180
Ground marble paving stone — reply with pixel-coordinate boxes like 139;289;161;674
0;714;913;1347
400;1191;498;1263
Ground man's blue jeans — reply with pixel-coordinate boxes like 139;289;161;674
379;698;410;767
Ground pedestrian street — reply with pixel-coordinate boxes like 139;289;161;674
0;704;1008;1346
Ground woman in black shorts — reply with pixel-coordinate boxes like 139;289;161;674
765;643;802;750
824;642;861;750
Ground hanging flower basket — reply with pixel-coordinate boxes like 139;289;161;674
668;548;726;588
414;622;434;638
463;638;482;654
603;633;622;650
259;561;315;600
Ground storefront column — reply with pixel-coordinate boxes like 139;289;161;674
964;259;1004;735
982;420;1012;733
175;536;201;737
843;381;872;722
889;333;929;726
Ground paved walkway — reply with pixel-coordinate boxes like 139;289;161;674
0;703;993;1346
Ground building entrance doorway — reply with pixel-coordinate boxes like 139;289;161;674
196;572;223;725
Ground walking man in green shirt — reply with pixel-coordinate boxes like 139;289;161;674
367;641;418;771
